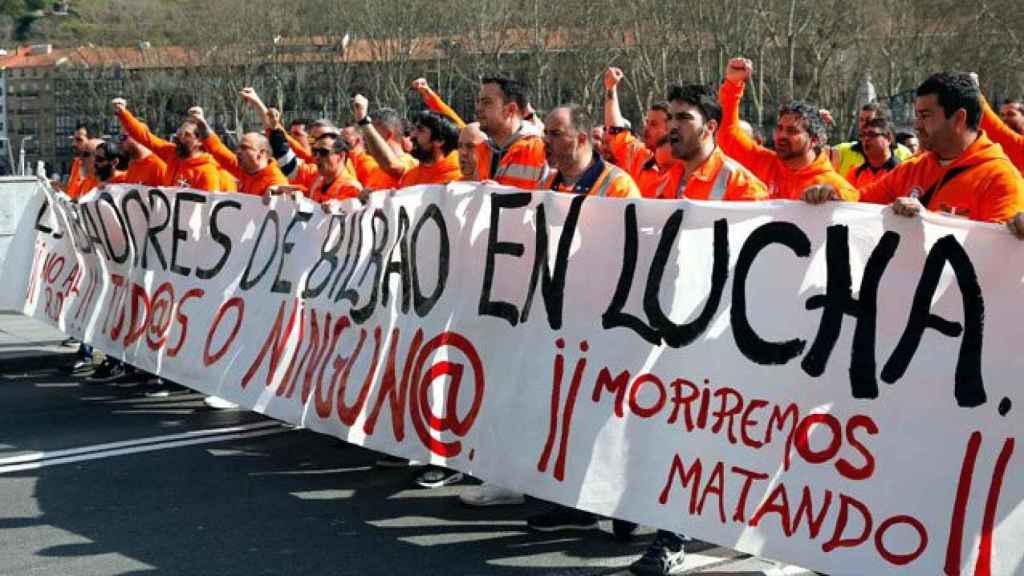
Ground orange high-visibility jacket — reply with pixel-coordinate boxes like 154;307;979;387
718;80;858;201
653;146;768;201
398;151;462;187
116;109;221;191
858;131;1024;223
539;155;640;199
202;132;287;195
475;127;548;189
122;153;168;187
980;95;1024;174
309;173;363;203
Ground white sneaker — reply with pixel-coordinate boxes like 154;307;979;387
458;482;525;507
203;396;239;410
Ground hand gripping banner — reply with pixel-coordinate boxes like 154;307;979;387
3;179;1022;575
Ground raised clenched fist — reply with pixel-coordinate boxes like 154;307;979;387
411;78;429;92
111;97;127;112
604;67;624;91
725;58;753;84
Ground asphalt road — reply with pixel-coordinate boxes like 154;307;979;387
0;356;814;576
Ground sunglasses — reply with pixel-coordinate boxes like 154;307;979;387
862;131;887;139
312;147;333;158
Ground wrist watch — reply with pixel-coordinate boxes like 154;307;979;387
357;116;372;127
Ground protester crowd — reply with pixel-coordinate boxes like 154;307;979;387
51;58;1024;575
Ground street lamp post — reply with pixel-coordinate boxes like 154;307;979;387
18;135;33;176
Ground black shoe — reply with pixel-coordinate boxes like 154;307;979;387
84;358;119;381
85;361;126;384
526;505;599;532
629;531;687;575
613;519;639;541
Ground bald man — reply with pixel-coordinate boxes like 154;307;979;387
192;110;287;196
457;122;487;181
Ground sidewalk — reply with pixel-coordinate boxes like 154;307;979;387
0;311;77;372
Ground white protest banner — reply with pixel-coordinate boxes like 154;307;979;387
4;179;1022;575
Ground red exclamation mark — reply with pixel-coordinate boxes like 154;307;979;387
944;431;981;576
974;437;1015;576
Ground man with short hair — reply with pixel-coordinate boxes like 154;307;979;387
351;96;418;190
603;67;677;198
537;104;639;198
65;124;91;199
112;98;221;191
896;131;920;155
805;72;1023;223
653;83;766;201
845;117;900;188
831;102;913;177
718;58;858;202
472;76;548;188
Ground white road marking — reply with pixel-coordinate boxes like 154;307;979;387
0;420;287;472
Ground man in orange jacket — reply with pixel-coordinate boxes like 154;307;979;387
192;94;287;196
718;58;857;202
653;83;767;201
64;124;92;199
112;98;221;191
351;94;419;189
537;104;639;198
350;95;418;190
805;72;1024;224
473;76;548;189
844;117;901;189
398;111;462;187
603;67;677;198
